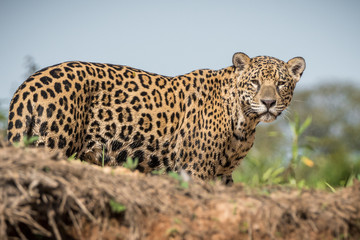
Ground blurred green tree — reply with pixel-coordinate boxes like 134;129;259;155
24;55;39;78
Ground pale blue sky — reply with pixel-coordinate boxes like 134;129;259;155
1;0;359;108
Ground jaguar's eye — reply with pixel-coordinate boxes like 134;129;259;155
250;80;260;86
277;81;286;86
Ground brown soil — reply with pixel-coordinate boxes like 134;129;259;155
0;142;359;240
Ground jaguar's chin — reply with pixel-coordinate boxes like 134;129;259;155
259;112;277;123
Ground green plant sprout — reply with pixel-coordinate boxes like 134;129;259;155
123;157;139;171
67;152;77;161
101;145;106;167
152;168;166;175
285;114;313;180
13;135;39;147
109;199;126;213
168;171;189;189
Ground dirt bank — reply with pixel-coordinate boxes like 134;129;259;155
0;143;359;239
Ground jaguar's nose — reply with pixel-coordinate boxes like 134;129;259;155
261;99;276;110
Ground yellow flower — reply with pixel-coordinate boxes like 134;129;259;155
301;156;314;167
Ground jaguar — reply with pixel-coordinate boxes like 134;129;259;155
7;52;305;182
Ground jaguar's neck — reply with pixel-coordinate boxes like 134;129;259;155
214;66;259;132
179;66;259;132
204;66;259;173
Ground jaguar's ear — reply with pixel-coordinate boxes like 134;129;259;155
287;57;306;82
232;52;250;71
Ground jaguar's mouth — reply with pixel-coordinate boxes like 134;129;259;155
258;111;277;123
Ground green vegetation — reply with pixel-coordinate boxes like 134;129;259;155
102;145;106;167
109;199;126;213
151;168;166;175
168;171;189;189
67;152;77;161
12;135;39;147
123;157;139;171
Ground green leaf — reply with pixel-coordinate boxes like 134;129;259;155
272;167;285;177
152;168;166;175
109;199;126;213
123;157;139;171
298;116;312;136
168;171;181;181
262;168;274;182
272;177;283;184
102;145;105;167
21;135;39;147
324;182;336;193
28;135;39;143
251;174;259;186
344;173;356;187
67;152;77;161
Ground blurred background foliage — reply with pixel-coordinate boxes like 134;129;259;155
0;57;359;189
233;83;360;189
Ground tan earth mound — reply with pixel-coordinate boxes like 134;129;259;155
0;142;359;240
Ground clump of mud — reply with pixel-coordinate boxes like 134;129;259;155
0;142;359;240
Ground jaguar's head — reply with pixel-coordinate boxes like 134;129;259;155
233;52;305;123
